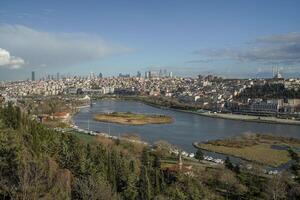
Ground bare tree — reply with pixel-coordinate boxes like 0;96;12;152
265;174;287;200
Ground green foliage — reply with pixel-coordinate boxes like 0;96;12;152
195;149;204;161
153;153;161;168
1;102;22;129
225;156;234;170
139;165;152;200
1;104;300;200
288;148;299;163
72;175;118;200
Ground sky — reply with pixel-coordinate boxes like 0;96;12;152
1;0;300;80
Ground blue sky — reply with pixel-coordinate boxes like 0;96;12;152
1;0;300;80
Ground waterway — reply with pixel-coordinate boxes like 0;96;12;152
73;99;300;153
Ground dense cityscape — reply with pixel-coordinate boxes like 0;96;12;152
2;69;300;119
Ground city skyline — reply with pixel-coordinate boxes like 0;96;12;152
1;0;300;80
25;66;286;82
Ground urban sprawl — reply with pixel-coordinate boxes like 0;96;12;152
1;69;300;119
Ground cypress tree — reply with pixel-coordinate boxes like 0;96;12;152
153;154;161;169
141;148;150;168
129;160;135;173
15;106;21;129
139;166;152;200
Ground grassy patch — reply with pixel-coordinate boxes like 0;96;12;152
67;130;94;143
199;143;289;166
94;112;173;125
197;134;300;167
43;119;70;128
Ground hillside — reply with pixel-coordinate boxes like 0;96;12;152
1;102;300;199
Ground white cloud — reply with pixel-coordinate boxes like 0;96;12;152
0;24;132;68
0;48;25;69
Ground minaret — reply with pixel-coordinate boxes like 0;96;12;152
178;151;183;171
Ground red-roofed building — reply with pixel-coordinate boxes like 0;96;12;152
53;112;70;119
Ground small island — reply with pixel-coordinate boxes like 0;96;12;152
94;112;173;125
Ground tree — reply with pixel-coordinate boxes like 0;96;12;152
107;150;117;192
217;169;247;199
234;164;241;174
116;156;129;193
225;157;234;170
288;148;300;163
139;166;152;200
194;149;204;161
264;174;287;200
15;106;21;129
2;102;20;129
153;169;162;195
72;176;118;200
129;160;136;173
141;148;150;168
0;131;21;197
153;154;161;168
124;174;138;200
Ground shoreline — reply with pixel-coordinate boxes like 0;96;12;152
104;96;300;126
183;110;300;126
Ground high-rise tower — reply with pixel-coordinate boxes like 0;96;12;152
31;71;35;81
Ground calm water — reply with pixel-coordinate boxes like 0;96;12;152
73;99;300;152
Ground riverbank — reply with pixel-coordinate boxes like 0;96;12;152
196;112;300;126
194;134;300;167
93;112;173;125
98;95;300;126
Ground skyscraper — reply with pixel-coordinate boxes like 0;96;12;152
56;72;60;80
31;71;35;81
159;69;163;77
163;69;167;77
145;71;151;79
